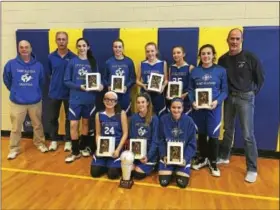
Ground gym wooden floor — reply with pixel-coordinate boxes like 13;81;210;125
1;138;279;210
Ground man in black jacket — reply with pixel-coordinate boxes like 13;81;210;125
217;28;265;183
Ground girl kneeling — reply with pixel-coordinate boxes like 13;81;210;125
158;98;197;188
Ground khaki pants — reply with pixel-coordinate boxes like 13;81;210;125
9;101;45;153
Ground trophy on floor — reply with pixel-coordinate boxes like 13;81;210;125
119;150;135;189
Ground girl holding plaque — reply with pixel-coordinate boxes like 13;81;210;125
91;91;128;179
136;42;168;117
167;46;195;114
158;98;197;188
64;38;103;163
129;92;159;180
104;39;136;116
188;44;228;177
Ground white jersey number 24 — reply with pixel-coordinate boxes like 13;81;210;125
104;127;115;135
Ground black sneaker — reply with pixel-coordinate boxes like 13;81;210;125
192;157;208;170
208;160;221;177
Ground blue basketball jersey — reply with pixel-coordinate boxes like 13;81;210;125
129;113;159;161
105;56;136;89
141;60;164;84
188;64;228;105
99;111;123;145
159;113;197;162
169;63;190;92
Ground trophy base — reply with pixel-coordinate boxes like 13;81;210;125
119;178;134;189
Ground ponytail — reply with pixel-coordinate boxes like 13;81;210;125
76;37;97;72
87;49;97;72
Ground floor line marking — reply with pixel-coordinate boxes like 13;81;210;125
2;167;279;202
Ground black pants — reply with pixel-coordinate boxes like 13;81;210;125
48;98;70;141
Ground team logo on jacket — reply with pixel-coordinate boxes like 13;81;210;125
138;127;147;137
21;73;32;82
202;74;212;81
115;68;124;76
237;61;245;68
78;67;88;76
171;128;183;138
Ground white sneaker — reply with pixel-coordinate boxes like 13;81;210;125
49;141;58;151
80;147;91;157
7;151;19;160
65;153;81;163
208;160;221;177
64;142;72;152
217;158;230;165
192;157;208;170
38;144;48;153
245;171;257;183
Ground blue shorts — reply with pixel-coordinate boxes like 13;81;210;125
192;105;222;138
158;160;191;176
134;160;156;175
91;155;121;168
68;104;96;121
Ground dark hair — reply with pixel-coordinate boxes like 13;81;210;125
136;92;153;125
172;45;186;62
76;38;97;72
113;38;125;48
172;45;185;54
171;97;184;106
145;42;160;60
112;38;125;57
198;44;217;65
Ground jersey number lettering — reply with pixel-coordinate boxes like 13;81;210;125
104;127;115;135
173;77;182;82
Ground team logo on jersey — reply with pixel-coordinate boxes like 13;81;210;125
237;61;245;68
202;74;212;81
138;127;147;137
78;67;88;76
171;128;183;138
21;73;32;83
24;120;32;127
115;68;124;76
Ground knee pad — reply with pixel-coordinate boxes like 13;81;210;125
91;166;106;178
176;175;189;188
108;168;121;180
159;175;172;187
133;171;146;180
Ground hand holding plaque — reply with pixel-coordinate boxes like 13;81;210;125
86;73;101;91
147;73;164;93
96;136;115;157
195;88;212;109
167;81;183;99
129;138;147;159
111;75;125;93
167;142;184;165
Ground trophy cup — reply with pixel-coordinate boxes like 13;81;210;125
119;150;135;189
